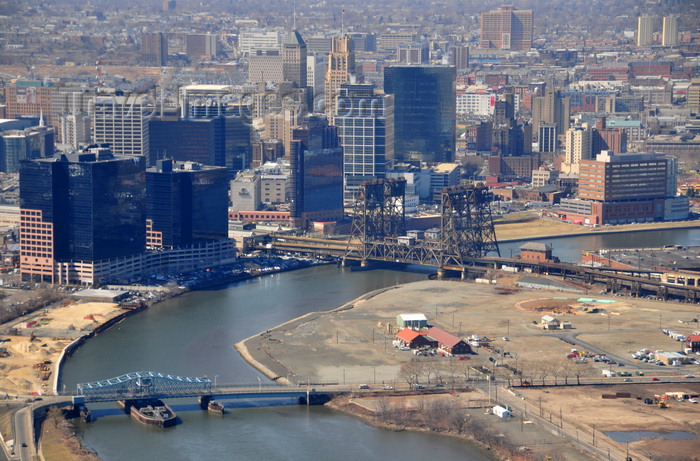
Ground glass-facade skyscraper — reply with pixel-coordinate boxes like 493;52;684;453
289;116;344;228
335;83;393;203
383;65;456;164
19;148;146;282
146;159;229;248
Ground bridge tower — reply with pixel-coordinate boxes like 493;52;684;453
345;178;406;262
440;185;500;268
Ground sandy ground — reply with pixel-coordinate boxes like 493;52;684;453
0;301;127;397
494;213;700;241
238;278;700;460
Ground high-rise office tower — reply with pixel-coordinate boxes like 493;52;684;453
283;30;307;89
335;84;394;203
162;0;176;12
688;78;700;113
383;65;456;164
325;36;356;118
449;45;469;72
51;84;95;144
289;116;344;228
397;42;429;64
538;124;556;153
141;32;168;66
4;81;53;124
150;106;252;178
59;112;90;150
637;15;654;47
186;34;217;61
146;159;228;248
307;53;326;99
531;85;570;144
19;148;146;283
0;125;55;173
92;94;151;163
480;5;533;51
593;116;627;155
563;125;594;174
488;92;535;179
662;15;678;46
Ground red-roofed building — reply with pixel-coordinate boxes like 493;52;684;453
425;327;471;356
686;334;700;353
395;328;434;349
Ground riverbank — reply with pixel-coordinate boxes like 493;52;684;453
326;391;534;461
494;213;700;242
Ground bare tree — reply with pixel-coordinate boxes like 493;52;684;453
447;406;468;434
535;361;550;386
573;360;593;385
423;358;440;385
550;360;564;386
375;396;393;422
560;359;577;386
399;359;424;386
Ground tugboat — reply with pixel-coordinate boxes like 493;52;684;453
207;400;225;415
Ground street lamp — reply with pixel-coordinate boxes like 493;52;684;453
214;375;218;388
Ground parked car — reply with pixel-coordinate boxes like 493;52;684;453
651;377;660;381
382;386;394;390
623;378;633;382
359;384;370;389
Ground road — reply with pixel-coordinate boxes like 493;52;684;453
10;396;73;461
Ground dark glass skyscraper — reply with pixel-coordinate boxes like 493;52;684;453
383;65;456;164
289;116;344;228
146;159;228;248
149;115;251;179
19;148;146;282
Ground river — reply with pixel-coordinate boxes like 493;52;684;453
61;266;496;461
60;228;700;460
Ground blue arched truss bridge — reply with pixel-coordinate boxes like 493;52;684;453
76;371;212;402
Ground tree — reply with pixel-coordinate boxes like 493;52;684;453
399;359;424;386
375;397;393;423
573;360;593;385
550;360;565;386
534;361;549;386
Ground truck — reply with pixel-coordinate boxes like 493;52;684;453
602;370;614;377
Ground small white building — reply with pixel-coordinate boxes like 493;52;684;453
493;405;511;418
541;315;560;330
396;313;428;330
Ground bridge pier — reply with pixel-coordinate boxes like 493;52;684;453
360;260;371;268
686;290;696;303
632;282;641;298
437;268;446;279
657;285;668;301
198;395;212;409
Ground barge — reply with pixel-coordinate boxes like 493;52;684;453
207;400;225;415
117;399;177;427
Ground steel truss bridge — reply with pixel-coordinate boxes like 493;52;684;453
76;371;213;402
75;371;329;403
254;178;700;301
342;180;500;270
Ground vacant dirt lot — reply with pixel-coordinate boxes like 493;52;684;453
0;301;126;396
